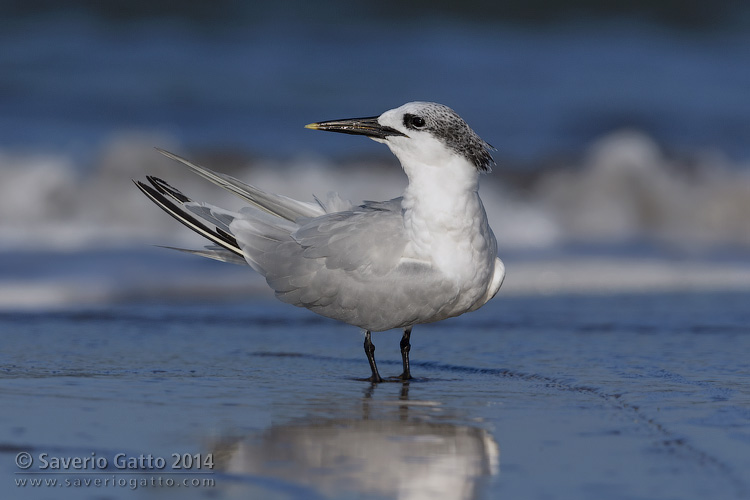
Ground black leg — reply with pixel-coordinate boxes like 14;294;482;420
364;330;383;383
399;326;412;380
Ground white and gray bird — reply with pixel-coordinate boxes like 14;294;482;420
134;102;505;382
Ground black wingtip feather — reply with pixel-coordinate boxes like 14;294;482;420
146;176;192;203
134;177;243;258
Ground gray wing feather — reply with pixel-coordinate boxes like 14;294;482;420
156;149;325;221
183;203;236;233
313;191;355;213
293;198;407;275
159;245;249;266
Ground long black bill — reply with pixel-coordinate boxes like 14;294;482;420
305;116;406;139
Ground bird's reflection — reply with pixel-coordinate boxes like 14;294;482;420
210;382;499;500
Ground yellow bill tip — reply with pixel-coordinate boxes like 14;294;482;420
304;122;321;130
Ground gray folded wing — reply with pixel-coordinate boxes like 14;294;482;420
230;200;460;331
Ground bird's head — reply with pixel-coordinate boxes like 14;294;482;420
306;102;495;174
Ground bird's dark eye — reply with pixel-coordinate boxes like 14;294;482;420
404;114;426;129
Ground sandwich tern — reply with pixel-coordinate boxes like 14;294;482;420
134;102;505;382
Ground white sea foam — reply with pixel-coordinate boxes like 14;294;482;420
536;130;750;249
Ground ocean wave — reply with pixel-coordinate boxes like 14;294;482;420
532;130;750;250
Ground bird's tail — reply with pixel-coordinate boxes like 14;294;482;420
133;176;248;265
135;149;336;267
153;149;325;221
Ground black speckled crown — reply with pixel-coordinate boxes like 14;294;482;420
402;102;496;173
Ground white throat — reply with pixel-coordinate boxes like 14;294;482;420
401;154;480;221
398;154;486;272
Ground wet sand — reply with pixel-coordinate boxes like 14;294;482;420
1;291;748;499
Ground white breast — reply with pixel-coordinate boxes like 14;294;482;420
401;184;497;315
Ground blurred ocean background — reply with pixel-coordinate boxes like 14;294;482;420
1;2;749;291
1;2;750;500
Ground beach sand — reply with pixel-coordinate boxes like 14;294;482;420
1;277;748;499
